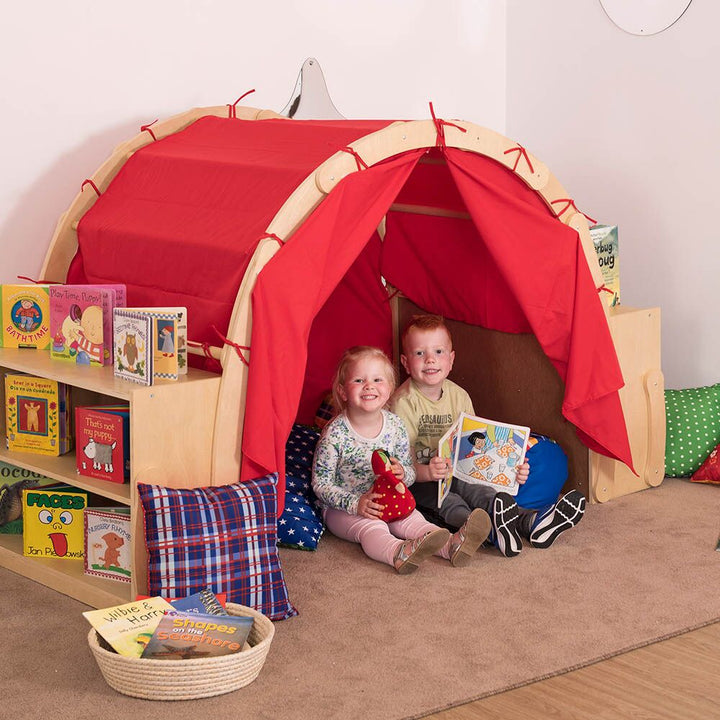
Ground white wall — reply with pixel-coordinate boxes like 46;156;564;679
0;0;505;286
506;0;718;390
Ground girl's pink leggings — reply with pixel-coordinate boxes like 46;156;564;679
323;507;451;566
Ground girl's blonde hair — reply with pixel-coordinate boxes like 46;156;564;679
332;346;397;410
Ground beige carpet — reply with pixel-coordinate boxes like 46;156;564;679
4;478;720;720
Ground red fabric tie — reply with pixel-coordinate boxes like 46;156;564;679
428;102;467;149
503;144;534;174
140;119;158;141
260;232;285;245
340;146;369;170
212;325;250;366
551;198;597;226
81;179;101;197
16;275;60;284
228;89;256;119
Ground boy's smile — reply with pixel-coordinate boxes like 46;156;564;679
401;326;455;400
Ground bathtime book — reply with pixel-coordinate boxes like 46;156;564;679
22;485;87;560
113;309;153;385
82;596;174;658
0;283;51;349
437;412;531;507
140;610;253;660
84;507;132;582
4;374;72;456
75;405;130;484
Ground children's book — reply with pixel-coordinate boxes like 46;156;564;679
49;285;116;366
0;284;51;349
84;507;132;582
113;309;153;385
438;412;531;507
170;588;229;616
590;224;619;308
125;307;188;380
0;462;58;534
82;596;174;658
22;485;87;560
5;374;72;456
140;611;253;660
75;405;130;484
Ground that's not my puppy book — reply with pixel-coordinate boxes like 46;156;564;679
82;596;174;658
75;405;130;484
4;374;72;456
113;309;153;385
0;284;51;349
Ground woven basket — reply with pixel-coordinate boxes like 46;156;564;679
87;602;274;700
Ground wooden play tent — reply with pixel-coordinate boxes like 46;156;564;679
34;103;665;598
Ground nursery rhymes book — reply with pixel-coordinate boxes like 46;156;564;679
140;611;253;660
5;374;71;456
0;284;51;349
438;412;530;506
75;405;130;484
84;507;132;582
113;309;153;385
125;307;188;380
590;224;619;308
22;485;87;560
82;596;174;658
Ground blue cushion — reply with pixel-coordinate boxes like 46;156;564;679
138;474;298;621
277;490;324;551
285;424;320;486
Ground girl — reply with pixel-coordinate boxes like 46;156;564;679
312;346;490;574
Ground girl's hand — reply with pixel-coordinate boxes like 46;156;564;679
516;461;530;485
389;457;405;481
357;491;385;519
428;454;450;481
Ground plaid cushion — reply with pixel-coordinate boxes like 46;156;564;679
138;475;298;621
278;489;323;551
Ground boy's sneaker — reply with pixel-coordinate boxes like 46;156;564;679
490;492;522;558
447;508;492;567
529;490;586;549
393;528;451;575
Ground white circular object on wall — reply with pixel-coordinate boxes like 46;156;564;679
599;0;692;35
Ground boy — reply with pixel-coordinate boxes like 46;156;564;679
389;314;585;557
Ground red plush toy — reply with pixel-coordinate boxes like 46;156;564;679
371;449;416;522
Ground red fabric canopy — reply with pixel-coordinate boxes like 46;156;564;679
242;147;634;508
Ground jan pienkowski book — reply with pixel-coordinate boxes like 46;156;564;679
140;610;254;660
437;412;531;507
82;596;174;658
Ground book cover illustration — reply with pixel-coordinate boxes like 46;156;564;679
5;374;71;456
140;611;253;660
0;462;59;534
75;405;130;484
82;596;174;658
22;485;87;560
84;508;132;582
126;307;188;380
49;285;111;366
438;412;530;503
170;588;229;616
113;310;153;385
0;284;51;349
589;224;619;308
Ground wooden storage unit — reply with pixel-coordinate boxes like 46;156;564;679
0;348;221;607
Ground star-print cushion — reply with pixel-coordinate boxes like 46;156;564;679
138;475;298;621
277;488;324;550
664;384;720;477
690;442;720;484
285;423;321;487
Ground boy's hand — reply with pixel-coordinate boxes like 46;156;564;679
428;455;450;481
389;457;405;481
357;491;385;519
516;461;530;485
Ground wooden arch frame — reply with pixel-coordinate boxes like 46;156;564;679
40;106;614;490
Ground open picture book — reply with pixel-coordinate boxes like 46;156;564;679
437;412;531;507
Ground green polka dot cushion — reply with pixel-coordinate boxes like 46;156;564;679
664;383;720;477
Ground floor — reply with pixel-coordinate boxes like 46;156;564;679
425;620;720;720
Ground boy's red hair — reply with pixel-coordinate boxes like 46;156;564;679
400;314;452;350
